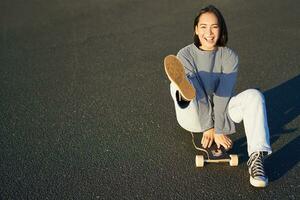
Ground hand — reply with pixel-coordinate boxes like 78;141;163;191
214;134;232;150
201;128;215;148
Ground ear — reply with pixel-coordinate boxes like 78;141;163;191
194;25;198;35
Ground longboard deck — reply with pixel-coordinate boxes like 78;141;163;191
190;132;238;167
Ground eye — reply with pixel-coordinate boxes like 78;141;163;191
199;25;206;29
212;25;219;29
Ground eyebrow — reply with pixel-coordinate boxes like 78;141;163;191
199;23;219;26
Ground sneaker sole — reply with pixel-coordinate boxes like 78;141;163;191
164;55;196;100
250;177;268;188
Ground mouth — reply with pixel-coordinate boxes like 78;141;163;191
204;37;215;43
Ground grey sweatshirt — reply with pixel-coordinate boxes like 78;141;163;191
177;43;239;134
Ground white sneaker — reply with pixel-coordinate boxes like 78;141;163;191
164;55;196;101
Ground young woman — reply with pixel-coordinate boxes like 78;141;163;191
164;5;272;187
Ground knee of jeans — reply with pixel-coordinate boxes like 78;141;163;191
246;89;265;104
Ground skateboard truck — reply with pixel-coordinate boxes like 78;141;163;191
190;132;239;167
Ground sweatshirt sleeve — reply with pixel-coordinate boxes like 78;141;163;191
213;48;239;134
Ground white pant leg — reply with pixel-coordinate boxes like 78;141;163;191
228;89;272;156
170;83;203;132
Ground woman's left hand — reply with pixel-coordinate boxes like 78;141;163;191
214;134;232;150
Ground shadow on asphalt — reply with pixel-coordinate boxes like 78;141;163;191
233;74;300;181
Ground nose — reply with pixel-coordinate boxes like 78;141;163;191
206;27;213;35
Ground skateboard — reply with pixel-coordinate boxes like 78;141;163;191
190;132;239;167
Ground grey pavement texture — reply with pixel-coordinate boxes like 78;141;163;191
0;0;300;199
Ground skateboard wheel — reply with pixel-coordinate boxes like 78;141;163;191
195;155;204;167
229;155;239;166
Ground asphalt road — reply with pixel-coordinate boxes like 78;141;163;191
1;0;299;199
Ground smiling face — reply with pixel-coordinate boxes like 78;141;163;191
195;12;220;51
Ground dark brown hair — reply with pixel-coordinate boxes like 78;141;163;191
193;5;228;47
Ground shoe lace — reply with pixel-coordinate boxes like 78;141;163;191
247;152;266;177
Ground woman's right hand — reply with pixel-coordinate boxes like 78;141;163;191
201;128;215;148
214;134;232;150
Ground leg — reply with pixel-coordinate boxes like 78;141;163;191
165;55;213;146
228;89;271;187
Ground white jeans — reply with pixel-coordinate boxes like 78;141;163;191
170;83;272;156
